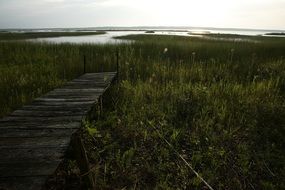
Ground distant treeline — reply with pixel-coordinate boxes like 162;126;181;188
265;32;285;36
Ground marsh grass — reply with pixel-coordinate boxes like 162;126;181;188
0;31;106;40
0;34;285;189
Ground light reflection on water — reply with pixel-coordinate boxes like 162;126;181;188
29;31;205;44
28;29;284;44
29;31;145;44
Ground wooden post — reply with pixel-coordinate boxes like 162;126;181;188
116;50;119;82
92;52;95;73
84;55;86;74
71;132;95;189
99;96;103;117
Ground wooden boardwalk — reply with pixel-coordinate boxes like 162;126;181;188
0;72;117;190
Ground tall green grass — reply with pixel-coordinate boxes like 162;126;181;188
0;42;119;117
0;34;285;189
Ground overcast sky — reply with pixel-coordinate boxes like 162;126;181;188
0;0;284;30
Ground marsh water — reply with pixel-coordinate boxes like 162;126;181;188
4;26;284;44
30;31;144;44
30;30;199;44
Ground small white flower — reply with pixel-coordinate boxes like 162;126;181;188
163;48;168;54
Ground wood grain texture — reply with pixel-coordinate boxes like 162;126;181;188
0;72;117;190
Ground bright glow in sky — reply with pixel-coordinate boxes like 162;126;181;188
0;0;284;29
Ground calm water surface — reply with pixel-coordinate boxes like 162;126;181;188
30;31;143;44
22;27;285;44
30;31;197;44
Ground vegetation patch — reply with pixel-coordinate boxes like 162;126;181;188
0;31;106;40
0;34;284;189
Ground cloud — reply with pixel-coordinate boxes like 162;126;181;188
0;0;284;29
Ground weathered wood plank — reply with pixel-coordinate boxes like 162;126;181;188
45;91;102;96
35;97;97;102
31;100;96;106
79;72;116;78
10;110;88;117
0;72;117;190
0;128;76;138
22;105;91;111
1;116;83;122
0;147;66;163
0;161;61;177
0;176;47;190
65;81;109;84
0;136;71;149
42;94;99;98
48;90;105;96
0;121;81;129
78;73;116;81
60;85;109;89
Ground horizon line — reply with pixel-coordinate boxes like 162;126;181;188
1;25;285;32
